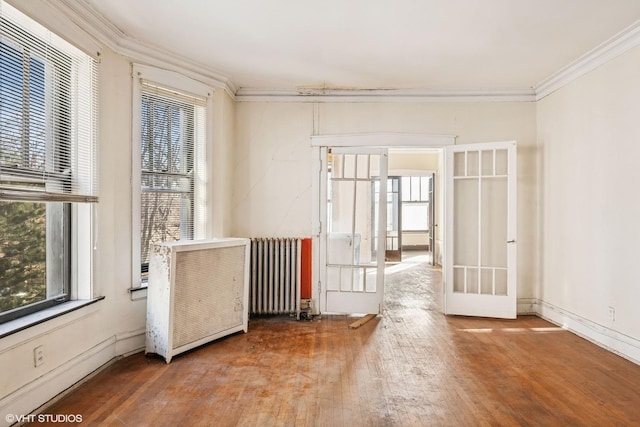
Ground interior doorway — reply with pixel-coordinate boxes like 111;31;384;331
386;148;443;268
312;134;517;319
310;133;454;315
372;174;437;265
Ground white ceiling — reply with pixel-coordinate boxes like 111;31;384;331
83;0;640;93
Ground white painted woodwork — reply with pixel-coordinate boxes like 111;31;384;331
7;1;640;421
145;238;250;363
15;0;640;100
444;141;517;319
320;147;388;314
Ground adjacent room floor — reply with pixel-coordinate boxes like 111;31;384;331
30;252;640;426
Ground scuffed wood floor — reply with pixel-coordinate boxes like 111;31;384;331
31;254;640;426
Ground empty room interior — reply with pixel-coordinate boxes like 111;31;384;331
2;0;640;425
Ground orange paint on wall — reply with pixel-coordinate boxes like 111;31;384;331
301;238;312;299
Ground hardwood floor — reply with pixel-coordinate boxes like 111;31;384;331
31;254;640;426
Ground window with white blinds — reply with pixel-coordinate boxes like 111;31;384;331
0;1;98;323
138;80;207;280
0;1;98;203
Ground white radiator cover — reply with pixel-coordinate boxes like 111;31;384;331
145;238;250;363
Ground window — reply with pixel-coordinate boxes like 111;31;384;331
0;2;98;323
133;66;209;285
401;176;430;231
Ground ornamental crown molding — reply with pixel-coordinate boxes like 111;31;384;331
45;0;237;98
11;1;640;103
534;19;640;100
235;87;536;103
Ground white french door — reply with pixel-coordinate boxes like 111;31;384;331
444;141;517;319
320;147;388;314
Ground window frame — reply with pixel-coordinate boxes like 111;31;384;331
0;3;98;325
131;64;213;291
401;176;431;233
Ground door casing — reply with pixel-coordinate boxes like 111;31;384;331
311;133;455;315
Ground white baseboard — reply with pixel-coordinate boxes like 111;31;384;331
0;337;114;427
536;299;640;366
517;297;538;315
0;331;145;427
2;299;638;427
115;329;145;357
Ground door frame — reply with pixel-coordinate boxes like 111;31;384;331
428;172;436;266
311;133;455;315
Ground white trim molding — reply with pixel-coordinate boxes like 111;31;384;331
0;331;145;427
18;0;237;99
115;329;146;358
517;298;538;315
534;19;640;100
12;0;640;104
0;337;114;427
236;88;536;103
311;132;456;148
536;299;640;366
5;0;102;59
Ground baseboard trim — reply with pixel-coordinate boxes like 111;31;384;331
0;336;114;426
517;298;538;315
115;329;145;357
535;299;640;366
0;331;146;426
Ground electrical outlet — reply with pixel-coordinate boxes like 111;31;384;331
608;306;616;322
33;345;44;367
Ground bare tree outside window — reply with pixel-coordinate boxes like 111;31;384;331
0;201;46;312
0;4;96;322
140;91;195;280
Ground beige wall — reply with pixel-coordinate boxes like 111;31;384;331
232;102;316;237
537;44;640;342
8;0;640;420
1;43;539;421
233;101;538;299
0;43;238;420
212;89;236;237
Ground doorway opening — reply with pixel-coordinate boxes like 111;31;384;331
373;174;437;265
312;135;517;318
377;149;444;314
385;148;443;267
311;133;455;315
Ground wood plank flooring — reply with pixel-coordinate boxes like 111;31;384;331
30;254;640;426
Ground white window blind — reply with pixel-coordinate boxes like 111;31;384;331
139;80;207;273
0;1;98;203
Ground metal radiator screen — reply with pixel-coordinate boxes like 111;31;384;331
172;245;246;349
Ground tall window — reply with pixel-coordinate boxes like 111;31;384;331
0;2;98;323
401;176;430;231
136;75;208;282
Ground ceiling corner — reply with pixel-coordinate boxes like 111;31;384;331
51;0;237;98
534;19;640;101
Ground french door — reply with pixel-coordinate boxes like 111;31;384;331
444;141;517;319
320;147;388;314
372;177;401;262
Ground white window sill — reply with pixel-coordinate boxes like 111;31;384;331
0;297;104;340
